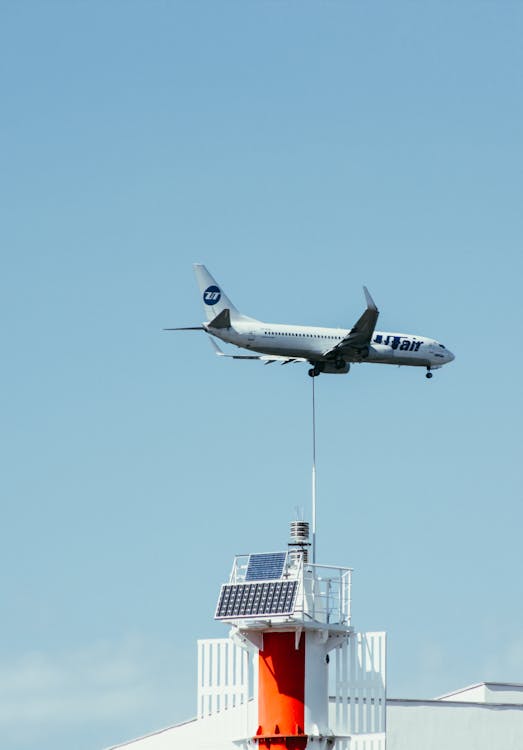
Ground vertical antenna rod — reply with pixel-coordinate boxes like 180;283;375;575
312;375;317;564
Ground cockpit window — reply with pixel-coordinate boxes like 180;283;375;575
439;344;446;348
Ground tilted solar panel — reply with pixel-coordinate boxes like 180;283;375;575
215;581;298;619
245;552;287;581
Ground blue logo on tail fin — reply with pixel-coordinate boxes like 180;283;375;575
203;285;221;305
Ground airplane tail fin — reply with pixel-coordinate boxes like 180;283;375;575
193;264;244;322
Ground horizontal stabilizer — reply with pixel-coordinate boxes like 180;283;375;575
209;308;231;329
164;326;205;331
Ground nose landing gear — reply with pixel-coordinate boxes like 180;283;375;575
426;367;433;379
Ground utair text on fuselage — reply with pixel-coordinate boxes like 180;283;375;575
166;264;455;380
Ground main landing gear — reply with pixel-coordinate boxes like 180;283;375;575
426;367;433;379
308;365;321;378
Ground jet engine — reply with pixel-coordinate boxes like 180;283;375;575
321;361;351;375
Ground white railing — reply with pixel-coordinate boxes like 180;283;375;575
225;552;352;627
296;564;352;626
228;555;250;584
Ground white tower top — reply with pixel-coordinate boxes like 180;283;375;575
215;548;353;635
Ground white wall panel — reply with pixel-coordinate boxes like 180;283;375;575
197;638;250;716
331;632;386;738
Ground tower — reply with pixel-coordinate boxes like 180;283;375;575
197;521;386;750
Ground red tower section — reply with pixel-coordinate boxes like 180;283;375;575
256;632;307;749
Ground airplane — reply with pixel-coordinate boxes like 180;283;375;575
166;264;455;379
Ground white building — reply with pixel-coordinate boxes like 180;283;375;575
387;682;523;750
105;525;523;750
107;682;523;750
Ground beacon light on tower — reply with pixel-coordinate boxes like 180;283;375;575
197;521;386;750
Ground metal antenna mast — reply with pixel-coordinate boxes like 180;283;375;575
311;375;317;564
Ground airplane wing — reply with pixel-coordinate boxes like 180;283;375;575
209;337;307;365
322;286;379;360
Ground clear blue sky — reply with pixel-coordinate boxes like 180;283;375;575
1;2;522;749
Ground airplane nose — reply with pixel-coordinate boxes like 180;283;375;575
447;350;455;362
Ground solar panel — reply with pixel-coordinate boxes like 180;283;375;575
215;581;298;619
245;552;287;581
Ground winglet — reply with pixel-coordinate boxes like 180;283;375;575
363;286;378;312
208;336;225;357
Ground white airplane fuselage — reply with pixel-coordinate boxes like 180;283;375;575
167;265;455;378
207;319;453;370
